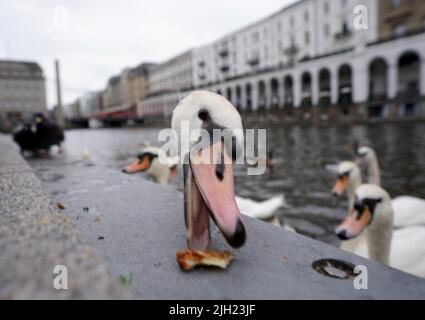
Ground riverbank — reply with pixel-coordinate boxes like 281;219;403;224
2;133;425;299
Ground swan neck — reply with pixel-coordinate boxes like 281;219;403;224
366;154;381;186
347;171;362;210
366;204;393;265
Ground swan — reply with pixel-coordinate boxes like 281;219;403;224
331;161;368;254
356;145;425;227
170;90;250;250
123;139;293;230
123;146;178;186
335;184;425;278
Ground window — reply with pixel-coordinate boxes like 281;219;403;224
324;1;330;14
393;22;406;37
391;0;402;9
342;21;349;33
290;16;294;27
305;31;310;44
304;11;309;21
324;24;330;37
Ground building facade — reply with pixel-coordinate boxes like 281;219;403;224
139;0;425;122
148;50;194;95
78;91;104;117
379;0;425;39
193;0;378;88
98;63;155;114
0;60;47;131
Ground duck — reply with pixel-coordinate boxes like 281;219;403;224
12;119;38;154
33;113;65;153
355;145;425;228
335;184;425;278
123;145;293;230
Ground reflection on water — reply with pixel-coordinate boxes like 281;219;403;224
63;123;425;246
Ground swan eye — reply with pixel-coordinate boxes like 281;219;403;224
198;109;209;121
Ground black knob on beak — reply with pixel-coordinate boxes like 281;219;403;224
226;218;247;248
336;230;349;240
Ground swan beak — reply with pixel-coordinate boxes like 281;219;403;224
332;175;349;196
335;207;372;240
123;157;150;174
190;140;247;248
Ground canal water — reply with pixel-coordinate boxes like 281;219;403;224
63;123;425;246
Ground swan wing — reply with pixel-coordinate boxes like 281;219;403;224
237;195;285;220
392;196;425;228
390;226;425;278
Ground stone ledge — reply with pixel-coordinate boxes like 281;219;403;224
27;138;425;300
0;134;130;299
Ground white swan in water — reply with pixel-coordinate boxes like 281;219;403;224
123;145;293;230
335;184;425;278
356;146;425;228
123;146;178;186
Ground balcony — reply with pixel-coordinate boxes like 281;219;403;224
218;47;229;58
247;56;260;66
335;28;352;40
284;45;299;56
220;65;230;73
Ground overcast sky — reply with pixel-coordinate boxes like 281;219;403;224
0;0;296;108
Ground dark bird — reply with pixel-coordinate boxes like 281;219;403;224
33;113;65;152
12;120;38;154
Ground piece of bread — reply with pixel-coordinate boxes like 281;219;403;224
176;250;233;271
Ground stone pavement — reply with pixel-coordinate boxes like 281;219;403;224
24;138;425;299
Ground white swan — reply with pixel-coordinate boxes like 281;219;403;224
331;161;368;254
123;143;293;230
123;146;177;186
236;195;285;220
356;146;425;228
171;91;248;250
335;184;425;278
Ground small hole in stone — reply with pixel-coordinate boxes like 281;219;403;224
312;259;355;280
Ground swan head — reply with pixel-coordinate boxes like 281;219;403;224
171;91;246;250
355;146;376;167
335;184;392;240
172;91;244;158
123;147;177;185
332;161;361;196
